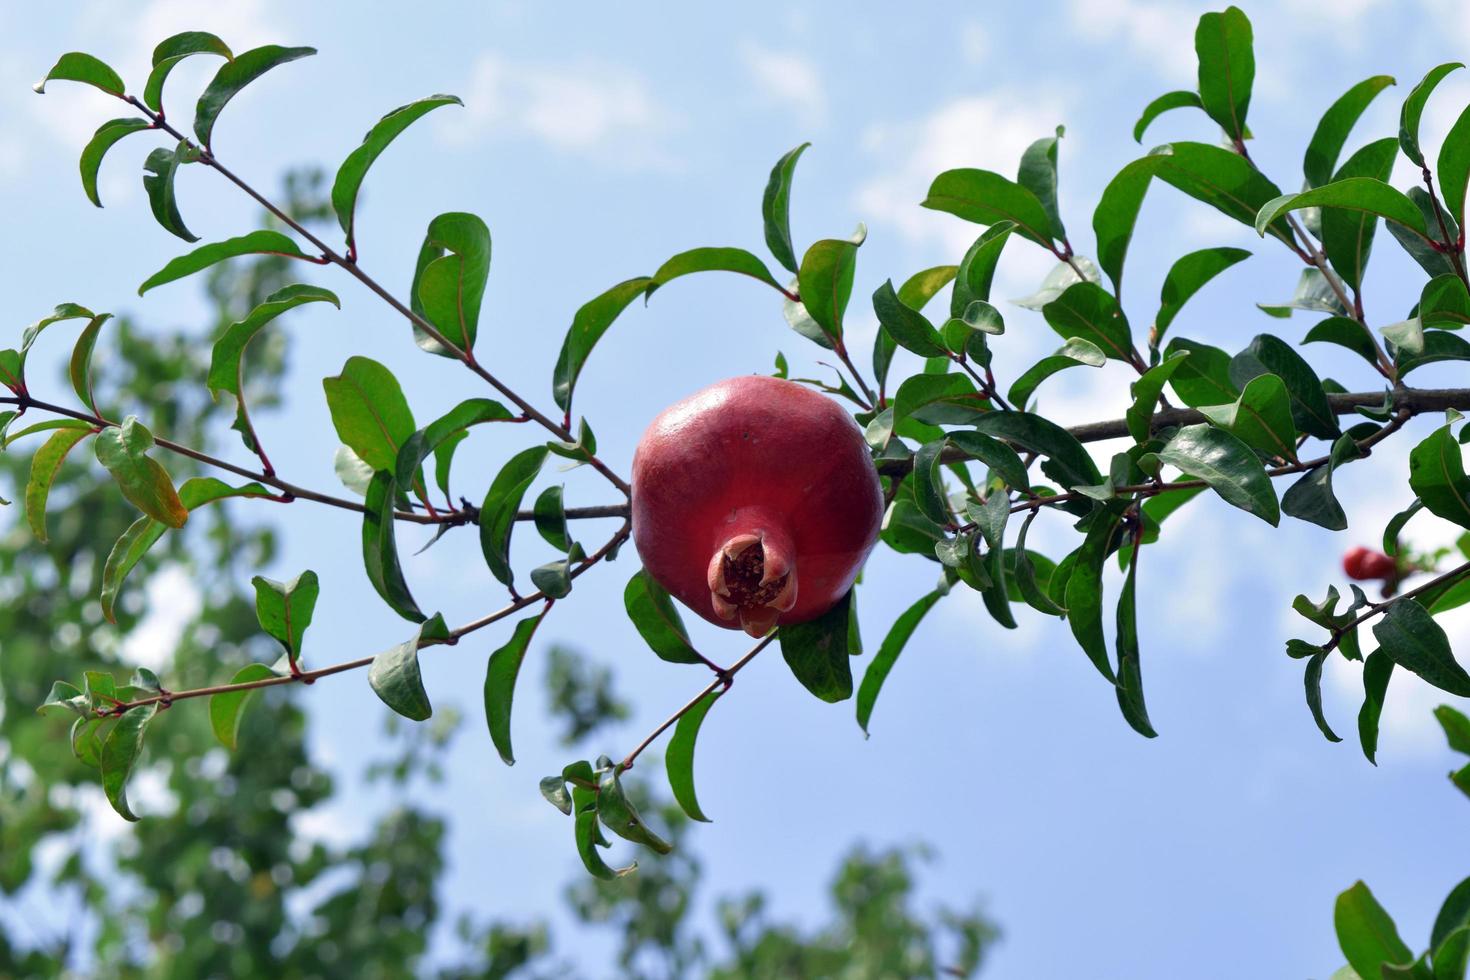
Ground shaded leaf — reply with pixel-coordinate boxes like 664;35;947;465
1305;315;1380;367
1017;126;1066;239
1230;333;1340;439
552;277;654;413
1114;537;1156;736
369;614;449;722
139;230;311;294
1158;423;1279;524
79;118;150;207
1408;423;1470;530
1165;337;1238;407
1127;351;1191;443
667;688;723;821
478;446;549;588
209;663;281;751
101;703;158;821
141;142;198;242
797;238;860;342
362;471;425;623
1358;651;1393;765
1199;372;1298;460
1304;651;1343;742
762;142;809;274
779;589;854;702
332;94;462;240
194;44;316;147
873;279;946;358
1042;282;1134;362
1372;598;1470;696
484;610;549;764
597;767;673;854
143;31;232;113
855;590;943;735
1323;138;1401;292
1066;510;1124;682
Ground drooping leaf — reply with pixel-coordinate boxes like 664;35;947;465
100;703;159;821
34;52;126;96
1198;373;1299;460
1133;90;1202;143
1114;536;1155;737
395;397;514;495
552;277;654;413
1013;511;1067;616
251;570;320;661
1154;246;1251;344
1007;337;1106;409
369;614;449;722
1372;598;1470;696
667;688;723;822
1093;156;1159;294
143;31;233;112
194;44;316;147
404;211;491;356
1065;509;1123;682
1304;651;1342;742
572;784;635;879
141;142;198;242
1440;102;1470;229
624;568;703;665
1281;430;1365;531
597;767;673;854
874;265;958;387
762;142;810;274
855;590;944;735
779;589;854;702
1389;187;1462;277
1437;705;1470;756
1357;651;1393;765
79;118;150;207
332;94;462;241
1304;316;1381;368
322;356;418;474
1151;141;1294;242
532;485;570;552
1408;423;1470;530
1399;62;1464;167
923;168;1056;247
94;418;188;527
362;471;425;623
478;446;549;588
25;425;94;542
1157;423;1279;525
484;610;549;764
1304;75;1396;188
1335;881;1415;980
911;440;951;527
139;230;311;294
1230;333;1340;439
646;246;783;299
1194;6;1255;143
67;313;114;416
209;662;281;751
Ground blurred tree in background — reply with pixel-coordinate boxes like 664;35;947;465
0;171;998;979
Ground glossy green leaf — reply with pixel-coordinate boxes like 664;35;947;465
874;265;957;386
1013;512;1066;616
251;570;319;661
408;212;490;356
79;118;150;207
624;568;702;665
855;590;943;735
1437;705;1470;755
647;246;782;300
143;32;232;112
25;425;93;542
945;430;1029;491
34;52;125;96
972;411;1102;490
891;373;985;428
484;610;548;764
1154;247;1251;343
1150;141;1294;243
1114;537;1155;737
1256;177;1431;243
1066;510;1123;682
1357;651;1394;765
394;397;513;495
1304;75;1396;187
1093;156;1159;294
1305;316;1380;367
762;142;809;274
797;238;859;342
1164;337;1239;408
1194;6;1255;143
873;279;946;358
332;94;462;240
952;224;1014;316
1008;338;1106;410
922;168;1056;246
552;276;654;413
572;784;635;880
1127;351;1191;443
1440;102;1470;228
667;688;722;822
1400;330;1470;376
1230;333;1340;439
1323;138;1401;291
1389;187;1462;277
1133;90;1202;143
1336;881;1415;980
779;589;854;702
597;767;673;854
322;356;417;474
1432;880;1470;975
910;440;951;527
1042;282;1134;362
1198;373;1298;460
1421;274;1470;331
139;230;311;294
478;446;549;588
532;485;570;552
101;478;271;622
101;703;158;821
1158;423;1279;525
1400;62;1464;167
1018;126;1066;240
369;614;448;722
362;470;425;623
66;314;113;416
1303;651;1342;742
94;418;188;528
194;44;316;147
1373;598;1470;696
1409;424;1470;530
209;663;280;751
141;142;198;242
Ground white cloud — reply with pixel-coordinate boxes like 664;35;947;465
739;42;826;126
1066;0;1198;81
121;564;202;670
444;53;676;170
959;24;989;64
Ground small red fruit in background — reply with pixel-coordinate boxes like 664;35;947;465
631;375;884;637
1343;545;1396;581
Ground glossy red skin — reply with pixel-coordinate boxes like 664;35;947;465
631;375;883;631
1343;546;1395;580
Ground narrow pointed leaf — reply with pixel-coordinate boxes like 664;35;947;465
1126;351;1191;443
1158;423;1279;525
1440;103;1470;228
1400;63;1464;167
1305;75;1396;187
552;277;654;413
1114;539;1155;736
194;45;316;147
1195;6;1255;143
763;142;809;274
478;446;549;588
362;471;425;623
1007;337;1105;408
79;119;150;207
1155;247;1251;341
100;703;158;821
1323;138;1401;291
1134;90;1202;143
1018;127;1066;240
1066;510;1123;682
484;610;549;764
797;238;859;342
972;411;1102;490
139;230;310;294
34;52;125;96
647;246;782;299
1255;178;1430;242
873;279;946;358
624;568;702;665
209;662;281;751
67;314;114;416
395;397;513;492
143;32;232;112
667;688;723;821
333;94;462;239
1304;651;1342;742
26;425;93;542
856;590;943;734
1358;651;1393;764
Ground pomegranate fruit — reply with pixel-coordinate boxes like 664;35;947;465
631;375;883;637
1343;546;1396;581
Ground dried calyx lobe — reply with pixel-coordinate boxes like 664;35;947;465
631;376;884;637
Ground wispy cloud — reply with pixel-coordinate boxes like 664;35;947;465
739;41;826;126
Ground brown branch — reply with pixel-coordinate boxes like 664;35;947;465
1326;558;1470;650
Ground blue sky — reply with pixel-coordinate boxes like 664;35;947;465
5;1;1470;976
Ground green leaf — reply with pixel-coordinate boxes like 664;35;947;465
395;397;513;494
332;94;462;241
1007;338;1105;409
139;230;310;294
552;277;654;413
910;440;951;527
37;681;89;719
209;663;281;751
1281;431;1364;531
1305;316;1381;367
1400;330;1470;377
1164;337;1239;408
1256;178;1431;243
1151;141;1293;241
478;447;549;588
251;570;320;660
407;212;490;356
94;418;188;528
1304;651;1342;742
1198;373;1298;460
1440;102;1470;229
1114;536;1156;737
1335;881;1415;980
1017;126;1066;240
1127;351;1191;443
952;224;1014;316
855;590;943;735
1194;6;1255;143
1133;90;1202;143
1357;651;1394;765
1256;268;1346;319
624;568;702;665
762;142;809;274
1304;75;1396;188
1014;512;1067;616
597;767;673;855
1042;282;1134;363
362;471;425;623
101;703;159;821
1421;274;1470;331
25;425;93;542
529;544;582;600
1158;423;1279;525
1093;156;1158;295
874;265;958;387
1389;187;1462;277
79;119;151;207
1154;247;1251;343
572;784;635;880
484;610;548;764
797;238;860;342
1065;510;1123;682
143;32;232;113
1437;705;1470;755
67;314;113;416
141;142;198;242
1432;880;1470;972
532;485;570;552
1373;599;1470;696
1401;63;1464;167
101;478;271;622
194;45;316;147
872;279;947;358
33;52;125;96
779;589;854;702
369;614;448;722
1409;424;1470;530
922;168;1056;246
1230;333;1340;440
322;356;418;474
972;411;1102;490
945;430;1029;491
1323;139;1402;291
647;246;782;299
667;688;723;822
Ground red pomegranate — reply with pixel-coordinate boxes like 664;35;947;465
631;375;884;637
1343;546;1396;581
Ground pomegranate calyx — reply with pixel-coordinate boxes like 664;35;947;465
705;529;799;637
